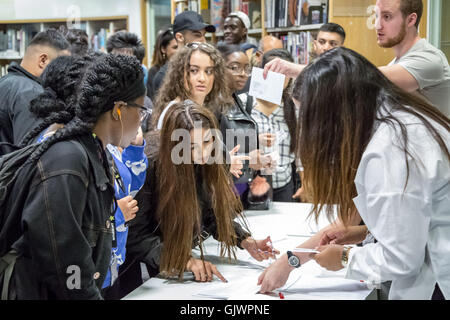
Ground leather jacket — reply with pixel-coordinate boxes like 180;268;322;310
4;134;115;299
218;93;258;184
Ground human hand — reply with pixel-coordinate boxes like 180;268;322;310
130;126;144;146
248;149;263;170
292;186;311;202
229;145;250;178
262;57;304;79
319;225;368;246
117;195;138;222
257;254;292;293
241;236;280;261
313;244;345;271
259;133;276;148
185;258;227;283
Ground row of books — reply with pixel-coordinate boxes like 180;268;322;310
186;0;327;32
0;27;114;58
265;0;328;29
280;31;316;65
0;29;36;58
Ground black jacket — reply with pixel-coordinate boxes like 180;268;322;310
146;65;160;102
218;93;258;184
126;156;251;277
0;62;43;151
4;134;115;299
150;62;168;100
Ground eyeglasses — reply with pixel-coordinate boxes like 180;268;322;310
125;101;152;121
226;64;252;76
186;41;216;52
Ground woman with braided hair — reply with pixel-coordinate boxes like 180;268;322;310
2;53;147;299
17;53;149;299
19;52;103;147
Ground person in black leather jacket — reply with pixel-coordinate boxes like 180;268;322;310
121;101;278;296
217;44;274;203
1;54;147;300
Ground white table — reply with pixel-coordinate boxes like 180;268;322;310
123;202;374;300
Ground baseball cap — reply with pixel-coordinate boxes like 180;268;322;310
173;11;216;34
228;11;251;29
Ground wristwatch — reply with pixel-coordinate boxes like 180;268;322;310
287;251;301;268
341;246;352;268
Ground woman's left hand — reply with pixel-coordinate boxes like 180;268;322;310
313;244;345;271
241;236;280;261
130;126;144;146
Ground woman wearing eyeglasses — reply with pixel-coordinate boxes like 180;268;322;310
2;53;147;299
217;44;274;206
21;54;151;300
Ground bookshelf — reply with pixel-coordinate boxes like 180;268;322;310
171;0;328;65
0;16;128;76
171;1;328;39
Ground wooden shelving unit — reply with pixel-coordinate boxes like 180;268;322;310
173;1;328;42
0;16;128;64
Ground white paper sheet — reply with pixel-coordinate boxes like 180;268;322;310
248;67;285;105
292;248;320;254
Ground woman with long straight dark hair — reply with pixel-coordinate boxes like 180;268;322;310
258;47;449;300
121;101;277;295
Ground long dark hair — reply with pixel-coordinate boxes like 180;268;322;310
261;49;297;153
24;53;145;166
292;47;450;225
151;27;175;68
157;100;248;279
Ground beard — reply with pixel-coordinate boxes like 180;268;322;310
378;20;407;48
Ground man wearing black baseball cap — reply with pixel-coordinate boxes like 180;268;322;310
173;10;215;45
151;11;216;98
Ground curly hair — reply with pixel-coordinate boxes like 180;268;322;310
24;53;145;166
19;52;103;147
153;43;232;126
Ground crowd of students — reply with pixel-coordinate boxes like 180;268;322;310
0;0;449;300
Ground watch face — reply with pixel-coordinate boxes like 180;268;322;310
288;255;300;267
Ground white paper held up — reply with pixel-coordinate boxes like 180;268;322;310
249;67;285;105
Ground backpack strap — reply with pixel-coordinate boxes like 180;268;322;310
245;94;254;116
1;249;19;300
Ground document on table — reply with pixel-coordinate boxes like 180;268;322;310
249;67;285;105
292;248;320;254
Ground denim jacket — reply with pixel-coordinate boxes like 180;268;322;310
7;134;115;299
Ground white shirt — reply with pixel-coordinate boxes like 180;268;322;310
389;39;450;117
345;109;450;299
